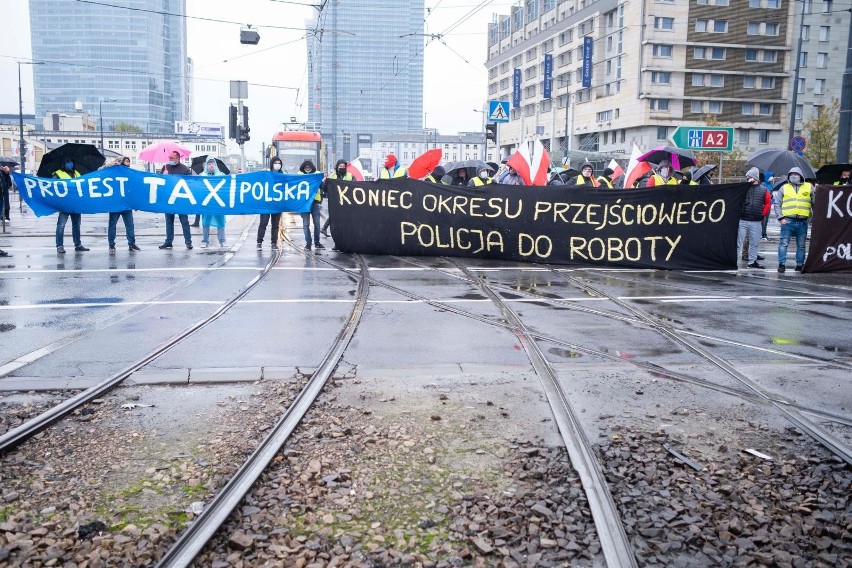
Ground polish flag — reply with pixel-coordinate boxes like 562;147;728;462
507;138;550;186
623;144;652;189
347;158;365;181
607;158;624;180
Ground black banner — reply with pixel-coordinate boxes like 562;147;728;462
803;185;852;273
327;179;750;270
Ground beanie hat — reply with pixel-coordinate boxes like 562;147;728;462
603;167;614;177
745;167;760;181
384;154;397;169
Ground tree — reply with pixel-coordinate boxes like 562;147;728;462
804;98;839;168
113;122;143;134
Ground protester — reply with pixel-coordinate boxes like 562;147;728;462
199;157;226;248
679;172;697;186
596;167;616;189
108;157;140;252
452;168;471;186
834;167;852;185
320;159;352;238
644;160;678;187
424;165;446;184
379;154;407;179
738;167;771;269
257;157;284;249
158;150;194;250
0;164;12;222
496;165;524;185
299;160;324;250
52;158;89;254
774;166;814;273
570;162;599;186
468;165;492;187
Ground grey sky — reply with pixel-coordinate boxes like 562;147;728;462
0;0;517;161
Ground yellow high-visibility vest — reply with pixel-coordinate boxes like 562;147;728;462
779;182;813;218
54;169;81;179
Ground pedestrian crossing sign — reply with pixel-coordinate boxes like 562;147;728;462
488;100;510;123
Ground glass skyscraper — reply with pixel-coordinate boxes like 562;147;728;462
29;0;191;134
307;1;424;166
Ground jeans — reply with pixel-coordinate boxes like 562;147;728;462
761;215;769;238
164;213;192;246
108;210;136;246
257;213;282;244
737;219;762;264
778;218;808;267
202;225;226;245
301;201;321;245
56;212;82;248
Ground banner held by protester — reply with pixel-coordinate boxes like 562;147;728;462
328;178;751;270
12;166;320;216
803;185;852;273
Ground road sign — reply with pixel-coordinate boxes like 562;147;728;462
671;126;734;152
790;135;807;152
488;100;510;123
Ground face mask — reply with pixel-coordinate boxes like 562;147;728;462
65;162;74;170
479;171;489;179
660;168;670;177
789;175;801;184
337;167;346;176
207;167;215;173
169;160;178;166
273;163;282;171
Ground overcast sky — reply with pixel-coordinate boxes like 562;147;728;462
0;0;518;161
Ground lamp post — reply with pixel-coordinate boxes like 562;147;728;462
473;107;487;161
18;61;43;175
99;98;118;154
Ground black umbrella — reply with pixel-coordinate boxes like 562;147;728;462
815;163;852;185
444;159;494;179
747;149;815;179
638;146;697;169
37;143;105;177
691;164;717;184
548;168;579;185
191;155;231;175
0;157;19;168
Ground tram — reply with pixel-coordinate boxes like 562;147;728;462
269;128;324;174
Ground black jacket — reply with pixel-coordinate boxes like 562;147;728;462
161;163;193;175
740;184;768;221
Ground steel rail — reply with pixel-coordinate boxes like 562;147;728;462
448;259;637;568
0;227;277;454
154;254;369;567
557;271;852;465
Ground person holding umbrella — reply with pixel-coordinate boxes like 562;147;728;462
108;157;140;252
835;167;851;185
53;158;89;254
774;166;814;273
644;160;678;187
158;150;194;250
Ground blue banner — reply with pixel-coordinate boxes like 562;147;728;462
543;54;553;99
582;37;593;88
12;166;321;217
513;68;521;109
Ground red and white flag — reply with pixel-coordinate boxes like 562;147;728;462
347;158;365;181
623;144;652;189
607;158;624;180
507;138;550;185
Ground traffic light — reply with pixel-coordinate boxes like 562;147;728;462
486;123;497;142
228;105;238;140
242;105;249;132
238;126;250;144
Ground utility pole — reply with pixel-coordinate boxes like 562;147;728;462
787;1;806;144
331;0;338;164
837;7;852;162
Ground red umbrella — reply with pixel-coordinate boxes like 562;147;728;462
407;148;443;179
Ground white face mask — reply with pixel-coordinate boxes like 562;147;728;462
789;175;801;184
169;159;178;166
479;171;489;179
273;163;281;171
660;167;670;177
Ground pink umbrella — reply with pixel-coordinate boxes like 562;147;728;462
637;145;696;171
139;141;192;163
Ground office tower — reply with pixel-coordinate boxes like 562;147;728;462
29;0;191;134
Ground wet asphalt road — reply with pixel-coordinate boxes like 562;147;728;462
1;210;850;452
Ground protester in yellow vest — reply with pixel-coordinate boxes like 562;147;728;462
299;160;324;250
52;158;89;254
320;159;353;238
379;154;407;179
834;167;851;185
773;166;814;273
570;162;600;187
424;165;446;184
596;167;616;189
644;160;678;187
468;165;493;187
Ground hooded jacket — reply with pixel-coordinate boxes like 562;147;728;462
269;157;283;172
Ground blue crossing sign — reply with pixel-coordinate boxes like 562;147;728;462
488;100;510;123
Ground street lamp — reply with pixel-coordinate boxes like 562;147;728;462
18;61;44;175
99;98;118;154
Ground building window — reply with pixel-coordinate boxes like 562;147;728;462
822;1;832;13
708;101;723;114
739;130;750;145
819;26;830;41
747;22;760;35
795;105;803;120
758;129;769;144
653;44;673;57
762;51;777;63
802;25;810;40
596;110;613;121
654;17;674;30
745;49;757;62
651;71;671;84
817;53;828;68
800;52;808;67
765;22;779;36
767;0;779;6
815;78;825;95
657;126;669;140
649;98;670;111
691;100;704;113
759;77;775;89
743;76;756;88
713;20;728;33
742;102;755;115
798;78;805;93
759;103;773;116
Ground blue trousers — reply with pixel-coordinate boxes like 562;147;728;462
778;218;808;267
301;201;321;245
164;213;192;246
56;213;82;248
108;210;136;246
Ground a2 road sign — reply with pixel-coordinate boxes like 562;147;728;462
671;126;734;152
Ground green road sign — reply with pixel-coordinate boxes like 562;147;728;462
671;126;734;152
